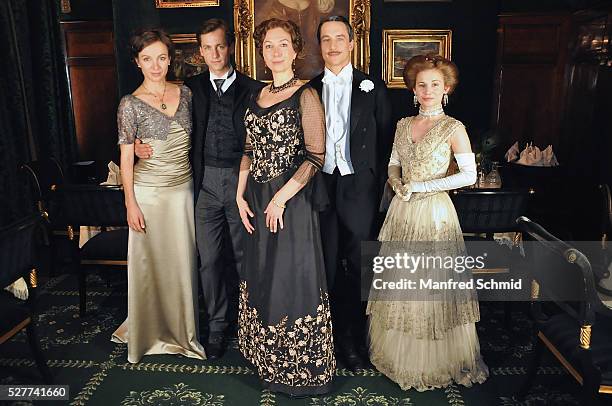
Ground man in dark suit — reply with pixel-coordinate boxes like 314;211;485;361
309;16;392;370
136;19;262;359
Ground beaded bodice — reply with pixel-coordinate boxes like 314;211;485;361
117;85;192;144
393;115;464;184
243;85;324;184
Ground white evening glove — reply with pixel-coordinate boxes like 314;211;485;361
388;164;412;201
410;153;477;192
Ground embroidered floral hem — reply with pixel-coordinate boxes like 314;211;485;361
238;281;335;395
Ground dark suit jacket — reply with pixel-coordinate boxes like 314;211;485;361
185;71;264;202
309;68;392;187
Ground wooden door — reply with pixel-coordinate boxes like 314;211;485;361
492;14;571;155
61;21;118;163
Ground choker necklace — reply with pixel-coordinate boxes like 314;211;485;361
419;106;444;118
269;76;298;94
143;82;167;110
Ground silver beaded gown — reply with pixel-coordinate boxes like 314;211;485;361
112;85;205;363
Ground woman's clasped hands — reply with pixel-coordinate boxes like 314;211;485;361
388;177;412;202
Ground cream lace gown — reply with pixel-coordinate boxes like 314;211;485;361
367;115;488;391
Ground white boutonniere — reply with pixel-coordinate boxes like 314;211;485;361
359;79;374;93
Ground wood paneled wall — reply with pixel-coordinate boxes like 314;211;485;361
61;21;118;163
492;14;571;154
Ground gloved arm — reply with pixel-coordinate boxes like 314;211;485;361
387;146;412;201
410;153;477;192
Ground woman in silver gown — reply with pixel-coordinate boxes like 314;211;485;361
113;29;205;363
367;54;488;391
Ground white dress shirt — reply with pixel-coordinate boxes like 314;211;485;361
209;66;236;94
321;63;354;175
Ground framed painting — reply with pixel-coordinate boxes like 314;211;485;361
168;34;208;83
155;0;220;7
382;29;452;88
233;0;371;81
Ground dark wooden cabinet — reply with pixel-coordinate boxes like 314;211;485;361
492;14;571;156
61;21;118;163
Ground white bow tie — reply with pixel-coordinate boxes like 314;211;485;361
323;75;346;85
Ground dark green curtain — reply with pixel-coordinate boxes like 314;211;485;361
112;0;160;97
0;0;76;226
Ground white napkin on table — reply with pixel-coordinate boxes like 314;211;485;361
504;142;520;162
541;145;559;166
517;142;543;166
101;161;122;186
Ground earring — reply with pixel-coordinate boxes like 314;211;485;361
413;94;418;107
292;59;296;73
443;93;449;106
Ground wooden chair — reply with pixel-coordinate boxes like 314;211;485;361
518;216;612;405
20;158;64;215
52;184;127;316
20;158;66;275
0;212;53;383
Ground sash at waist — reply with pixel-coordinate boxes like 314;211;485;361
134;121;192;187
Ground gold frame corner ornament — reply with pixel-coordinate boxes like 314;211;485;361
155;0;220;8
233;0;371;80
382;29;452;89
60;0;71;14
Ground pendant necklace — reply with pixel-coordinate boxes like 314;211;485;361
143;82;167;110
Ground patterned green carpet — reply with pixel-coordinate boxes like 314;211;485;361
0;271;586;405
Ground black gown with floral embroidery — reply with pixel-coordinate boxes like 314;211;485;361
238;84;335;396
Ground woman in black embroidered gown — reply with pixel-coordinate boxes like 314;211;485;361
236;19;335;396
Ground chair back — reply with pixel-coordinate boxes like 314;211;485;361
451;189;532;234
20;158;64;214
517;216;601;323
53;184;127;227
595;184;612;293
0;213;45;288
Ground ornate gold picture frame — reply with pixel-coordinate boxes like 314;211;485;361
233;0;371;81
155;0;219;8
382;29;452;88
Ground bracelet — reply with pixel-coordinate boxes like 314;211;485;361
271;198;286;209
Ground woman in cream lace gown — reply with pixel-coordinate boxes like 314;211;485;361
113;30;205;363
367;54;488;391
